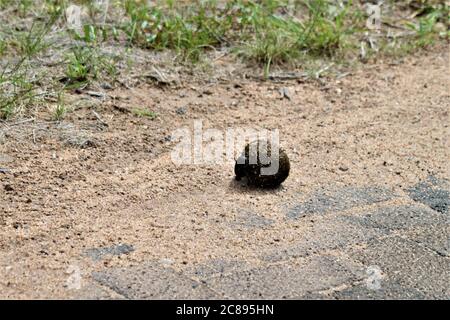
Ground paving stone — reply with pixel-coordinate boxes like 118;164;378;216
328;283;426;300
184;259;252;281
352;205;445;230
261;215;386;262
70;282;125;300
349;204;448;256
204;255;362;299
287;186;396;219
84;243;134;261
93;261;220;299
407;176;450;214
299;282;426;300
230;211;274;229
404;225;449;257
298;291;335;300
347;236;450;299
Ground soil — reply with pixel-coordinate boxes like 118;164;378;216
0;45;448;299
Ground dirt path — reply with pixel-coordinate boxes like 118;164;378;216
0;47;449;299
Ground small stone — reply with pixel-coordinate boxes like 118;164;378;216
176;106;187;115
101;83;113;90
433;22;446;33
339;166;349;172
4;184;14;192
12;222;22;229
84;243;135;261
279;87;291;100
159;258;174;266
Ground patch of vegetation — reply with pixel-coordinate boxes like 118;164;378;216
406;8;448;47
0;7;61;119
120;0;232;61
132;108;158;119
0;0;447;119
63;46;118;88
378;3;448;58
0;65;35;119
235;0;362;77
52;91;67;121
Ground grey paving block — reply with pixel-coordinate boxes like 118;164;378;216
347;236;450;299
184;259;252;281
299;282;426;300
329;282;427;300
353;205;445;231
287;186;396;219
349;204;448;256
205;255;362;299
404;225;449;257
407;176;450;214
230;211;274;229
84;243;134;261
261;215;386;262
92;261;220;299
297;291;335;300
71;282;125;300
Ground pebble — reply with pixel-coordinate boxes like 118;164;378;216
279;87;291;100
159;258;174;266
176;106;187;115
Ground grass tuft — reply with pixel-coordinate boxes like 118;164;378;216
132;108;158;119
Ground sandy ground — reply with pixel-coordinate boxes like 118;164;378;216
0;46;449;299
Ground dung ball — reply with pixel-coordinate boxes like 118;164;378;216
235;139;290;188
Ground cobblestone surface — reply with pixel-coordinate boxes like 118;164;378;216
90;183;449;299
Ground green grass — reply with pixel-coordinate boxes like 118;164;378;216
405;8;448;47
120;0;232;61
65;47;91;85
0;0;448;119
0;7;61;119
132;108;158;119
0;66;35;119
63;46;118;88
52;91;67;121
